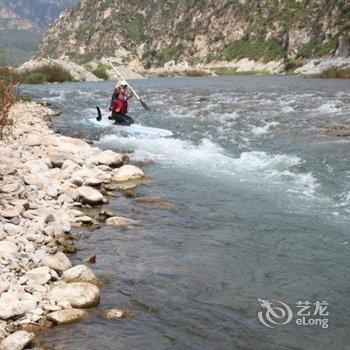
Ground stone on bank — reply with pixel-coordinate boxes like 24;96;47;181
1;330;34;350
47;282;100;308
47;308;88;325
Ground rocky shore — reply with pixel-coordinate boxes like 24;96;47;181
0;102;146;349
296;57;350;78
141;58;285;77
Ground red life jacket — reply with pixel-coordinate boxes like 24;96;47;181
110;91;128;114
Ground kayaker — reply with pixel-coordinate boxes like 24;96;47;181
109;81;134;125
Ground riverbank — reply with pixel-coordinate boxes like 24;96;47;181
0;101;146;349
139;58;285;77
137;57;350;78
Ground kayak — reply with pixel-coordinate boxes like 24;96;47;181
111;123;173;138
91;114;173;138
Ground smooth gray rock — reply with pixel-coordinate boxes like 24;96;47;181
0;240;17;258
47;308;88;325
26;266;51;285
62;265;97;284
78;186;104;205
112;164;145;182
106;216;136;227
40;251;72;274
47;282;100;308
1;330;34;350
95;150;123;167
0;292;37;320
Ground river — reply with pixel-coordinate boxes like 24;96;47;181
20;76;350;350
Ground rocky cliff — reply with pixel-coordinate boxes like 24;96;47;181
36;0;350;70
0;0;76;65
0;0;76;29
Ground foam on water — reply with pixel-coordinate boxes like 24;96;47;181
97;134;317;196
251;121;280;135
281;106;295;113
314;103;341;114
337;192;350;208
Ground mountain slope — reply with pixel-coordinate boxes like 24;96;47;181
0;0;76;65
36;0;350;69
0;0;76;28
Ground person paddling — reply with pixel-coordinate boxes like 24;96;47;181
109;81;134;126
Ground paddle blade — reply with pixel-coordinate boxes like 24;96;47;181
140;99;151;112
96;106;102;121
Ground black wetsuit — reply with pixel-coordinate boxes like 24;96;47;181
109;112;134;126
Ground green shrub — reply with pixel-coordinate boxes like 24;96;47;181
0;66;18;137
284;58;302;73
20;65;74;84
93;66;108;80
297;38;318;58
143;44;185;67
317;36;338;57
298;36;338;58
23;72;50;84
222;38;285;62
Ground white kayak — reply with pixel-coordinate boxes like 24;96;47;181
113;123;173;138
90;117;173;138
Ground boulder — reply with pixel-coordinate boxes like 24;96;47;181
0;208;21;219
26;266;51;285
3;223;20;235
62;265;97;284
23;134;41;147
78;186;104;205
0;240;17;258
112;164;145;182
24;159;48;173
95;150;123;167
106;216;136;227
61;159;81;172
0;293;37;320
47;308;88;325
47;282;100;308
40;252;72;274
83;178;101;187
1;182;21;194
75;216;94;224
1;330;34;350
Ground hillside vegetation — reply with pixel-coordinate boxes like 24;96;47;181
0;0;77;65
36;0;350;69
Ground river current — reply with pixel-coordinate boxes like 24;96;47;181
20;76;350;350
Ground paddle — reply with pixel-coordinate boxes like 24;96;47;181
107;60;151;112
96;106;102;121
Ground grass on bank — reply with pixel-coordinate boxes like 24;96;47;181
212;67;238;76
148;69;210;78
20;65;74;84
0;66;18;138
